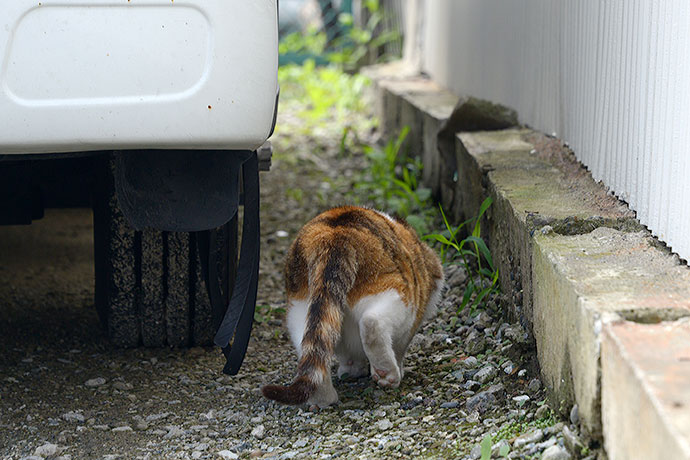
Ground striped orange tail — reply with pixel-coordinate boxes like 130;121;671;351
262;242;357;405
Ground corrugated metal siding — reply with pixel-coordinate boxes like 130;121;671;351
420;0;690;261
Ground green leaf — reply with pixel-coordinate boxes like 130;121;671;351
472;286;493;309
464;236;495;270
460;284;474;310
499;442;510;457
472;196;493;237
393;126;410;155
423;233;459;251
480;434;492;460
415;187;432;203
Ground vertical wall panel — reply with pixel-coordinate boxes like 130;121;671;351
420;0;690;261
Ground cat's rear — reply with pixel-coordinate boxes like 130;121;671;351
261;206;443;407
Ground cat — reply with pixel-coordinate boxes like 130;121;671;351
261;205;443;408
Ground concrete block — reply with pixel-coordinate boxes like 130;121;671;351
455;130;636;337
533;228;690;436
602;320;690;460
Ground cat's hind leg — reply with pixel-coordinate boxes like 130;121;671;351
357;290;413;388
335;312;368;379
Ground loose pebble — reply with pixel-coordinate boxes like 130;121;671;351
84;377;106;387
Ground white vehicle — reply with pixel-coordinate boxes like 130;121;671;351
0;0;279;370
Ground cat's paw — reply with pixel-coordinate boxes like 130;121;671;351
371;366;400;388
308;382;339;408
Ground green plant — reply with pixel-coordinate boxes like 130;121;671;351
275;60;375;140
279;0;401;72
480;434;510;459
350;126;435;235
328;0;401;71
425;197;499;313
254;304;286;325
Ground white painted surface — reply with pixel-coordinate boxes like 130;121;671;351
418;0;690;261
0;0;278;154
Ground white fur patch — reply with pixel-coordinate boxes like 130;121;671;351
285;299;309;358
352;290;411;327
371;208;396;223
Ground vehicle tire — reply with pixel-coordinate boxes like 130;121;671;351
93;155;237;348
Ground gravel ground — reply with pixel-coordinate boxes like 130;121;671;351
0;85;601;460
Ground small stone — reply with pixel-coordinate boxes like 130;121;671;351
165;425;185;438
512;395;530;405
451;370;465;381
440;401;459;409
474;365;498;384
466;390;496;414
562;425;585;456
491;439;510;457
518;369;527;378
570;405;580;426
502;361;516;374
504;326;527;344
467;337;488;355
463;380;481;391
251;424;265;439
535;437;557;450
446;265;467;286
529;378;542;392
34;443;58;457
513;429;543;448
275;230;289;238
463;356;479;368
62;411;85;422
135;420;149;431
84;377;106;387
376;418;393;431
544;422;565;436
112;381;132;391
191;452;202;460
217;451;239;460
536;404;551;419
541;445;572;460
112;425;133;432
146;412;170;422
293;438;308;448
201;409;216;421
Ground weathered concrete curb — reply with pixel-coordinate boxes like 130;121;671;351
364;62;690;458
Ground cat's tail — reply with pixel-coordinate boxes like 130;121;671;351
262;241;358;405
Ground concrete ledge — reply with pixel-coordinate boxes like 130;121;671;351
602;320;690;460
365;62;690;457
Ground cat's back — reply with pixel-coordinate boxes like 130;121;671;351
285;206;442;310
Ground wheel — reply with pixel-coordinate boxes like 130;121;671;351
93;155;237;348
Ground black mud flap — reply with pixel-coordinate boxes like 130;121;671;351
114;149;252;233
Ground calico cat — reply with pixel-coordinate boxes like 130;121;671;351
262;206;443;408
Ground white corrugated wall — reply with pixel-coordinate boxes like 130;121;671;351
418;0;690;261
